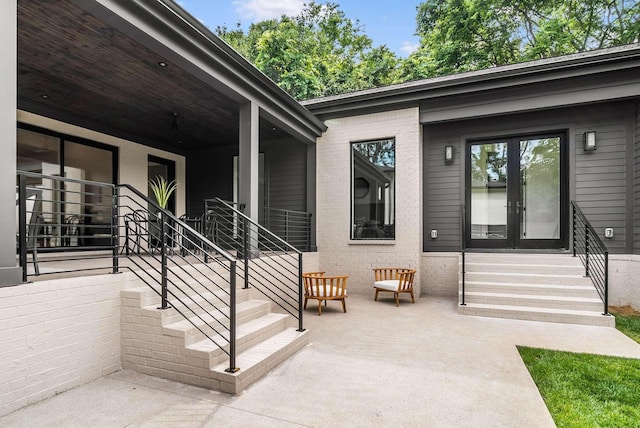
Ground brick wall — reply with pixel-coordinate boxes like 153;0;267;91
316;108;422;295
0;273;135;416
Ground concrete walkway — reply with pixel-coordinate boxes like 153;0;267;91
3;294;640;427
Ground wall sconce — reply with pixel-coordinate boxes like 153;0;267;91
444;145;454;164
584;131;597;152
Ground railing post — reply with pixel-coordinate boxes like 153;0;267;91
306;213;312;252
585;225;590;277
243;216;249;289
158;213;170;309
297;252;304;332
604;251;609;315
18;174;28;283
111;185;119;274
284;211;289;242
461;251;466;306
226;261;240;373
572;205;577;257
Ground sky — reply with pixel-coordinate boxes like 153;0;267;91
175;0;422;57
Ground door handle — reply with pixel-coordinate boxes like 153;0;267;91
516;201;521;214
506;201;512;214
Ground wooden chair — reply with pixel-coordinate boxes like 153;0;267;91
302;272;348;315
373;268;416;306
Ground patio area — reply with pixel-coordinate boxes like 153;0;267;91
2;293;640;427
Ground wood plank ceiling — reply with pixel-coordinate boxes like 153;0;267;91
17;0;286;152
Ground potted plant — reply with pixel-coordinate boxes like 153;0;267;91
148;176;177;252
148;176;177;210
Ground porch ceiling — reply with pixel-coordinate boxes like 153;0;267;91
17;0;287;153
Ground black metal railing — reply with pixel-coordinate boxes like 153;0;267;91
16;171;118;282
203;199;313;252
16;171;244;372
117;184;241;372
460;204;466;306
572;201;609;315
202;198;304;331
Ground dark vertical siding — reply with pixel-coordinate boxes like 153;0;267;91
423;101;633;253
263;138;307;212
423;128;461;251
574;118;628;253
635;101;640;253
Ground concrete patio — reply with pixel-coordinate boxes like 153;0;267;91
2;294;640;427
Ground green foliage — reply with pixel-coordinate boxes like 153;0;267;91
613;311;640;344
519;346;640;427
148;176;177;209
217;1;640;97
216;2;401;99
405;0;640;80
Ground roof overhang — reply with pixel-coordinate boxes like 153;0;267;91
303;44;640;124
18;0;325;152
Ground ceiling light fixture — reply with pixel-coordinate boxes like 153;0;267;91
171;112;183;144
41;94;49;100
158;61;168;67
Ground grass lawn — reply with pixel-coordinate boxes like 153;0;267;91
518;307;640;427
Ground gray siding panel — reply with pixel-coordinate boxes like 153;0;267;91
264;139;307;212
635;100;640;253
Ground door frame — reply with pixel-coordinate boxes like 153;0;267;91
464;131;569;250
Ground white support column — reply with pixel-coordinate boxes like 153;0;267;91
0;0;21;286
238;102;260;222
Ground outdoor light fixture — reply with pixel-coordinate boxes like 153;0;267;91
445;145;454;164
584;131;597;152
158;61;168;67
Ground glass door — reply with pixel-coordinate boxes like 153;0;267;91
466;133;566;249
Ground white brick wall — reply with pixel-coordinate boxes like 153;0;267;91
421;253;459;297
0;272;136;416
609;255;640;309
316;108;422;294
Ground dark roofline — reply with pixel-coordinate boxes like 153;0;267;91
303;43;640;117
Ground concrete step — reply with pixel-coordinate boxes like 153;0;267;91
144;288;251;325
464;291;603;311
186;312;292;366
211;327;309;394
463;262;584;275
163;299;271;346
464;271;589;286
462;281;598;297
459;302;614;327
463;253;578;265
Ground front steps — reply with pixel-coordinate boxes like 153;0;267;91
121;281;308;394
458;253;614;327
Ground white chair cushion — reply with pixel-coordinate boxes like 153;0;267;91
309;286;345;297
374;280;400;291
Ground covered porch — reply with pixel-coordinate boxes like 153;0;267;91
3;0;326;286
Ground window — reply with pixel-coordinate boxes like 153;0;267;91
351;138;395;240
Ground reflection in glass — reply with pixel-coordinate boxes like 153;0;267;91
351;139;395;239
520;138;560;239
470;142;508;239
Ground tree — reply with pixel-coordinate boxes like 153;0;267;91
403;0;640;80
216;2;401;99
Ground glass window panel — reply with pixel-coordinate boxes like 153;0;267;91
520;138;560;239
470;142;508;239
65;141;114;247
351;139;395;240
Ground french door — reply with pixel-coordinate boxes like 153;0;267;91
466;133;567;249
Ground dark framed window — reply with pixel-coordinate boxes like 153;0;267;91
351;138;395;240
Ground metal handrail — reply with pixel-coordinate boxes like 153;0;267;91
203;199;313;252
460;204;466;306
571;201;609;315
205;198;304;331
16;172;241;372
